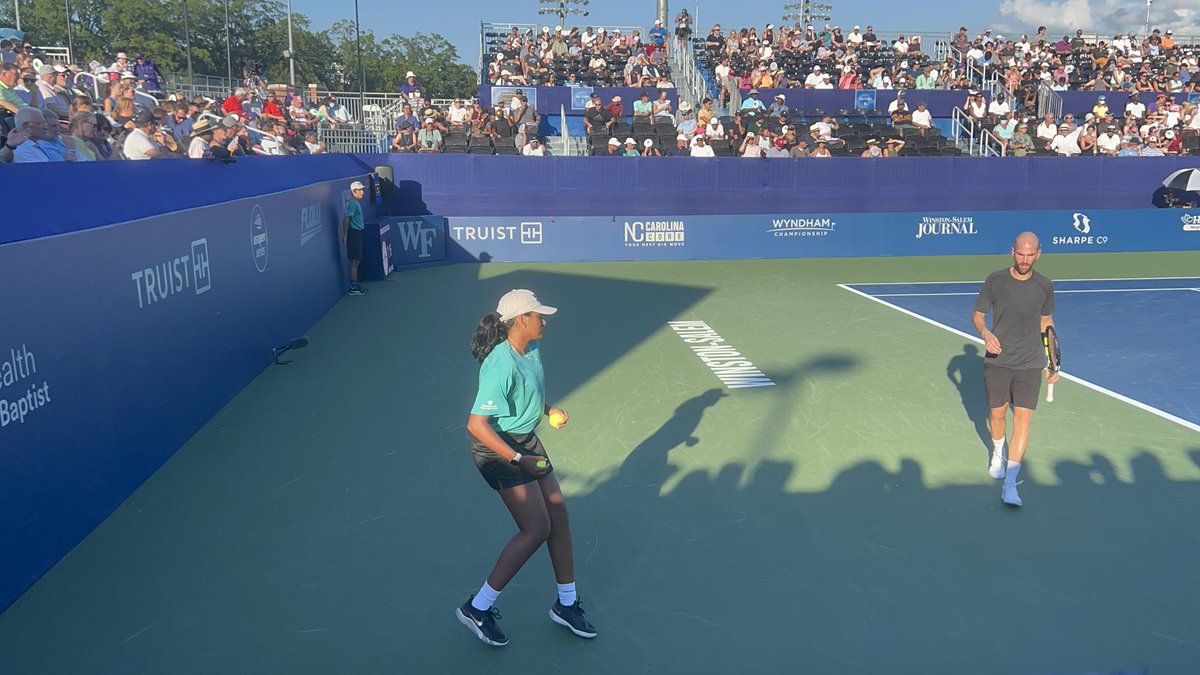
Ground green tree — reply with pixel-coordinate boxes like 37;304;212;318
0;0;474;97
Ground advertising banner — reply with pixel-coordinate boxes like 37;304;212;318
444;208;1200;263
0;181;352;612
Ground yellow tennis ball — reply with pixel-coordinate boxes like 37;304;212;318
548;412;567;429
535;459;549;469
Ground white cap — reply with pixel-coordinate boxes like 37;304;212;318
116;52;127;59
608;138;620;145
625;137;636;144
350;180;366;191
676;134;687;141
853;25;860;29
406;71;415;78
497;289;557;322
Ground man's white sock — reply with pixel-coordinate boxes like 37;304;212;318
557;582;577;607
471;581;501;612
1004;460;1022;488
992;437;1006;454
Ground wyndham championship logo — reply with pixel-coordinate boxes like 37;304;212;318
251;205;269;272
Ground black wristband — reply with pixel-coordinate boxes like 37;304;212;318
4;142;17;150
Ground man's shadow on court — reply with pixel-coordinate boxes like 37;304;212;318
611;388;728;493
947;344;991;454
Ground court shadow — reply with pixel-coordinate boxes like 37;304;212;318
609;389;727;494
947;343;992;452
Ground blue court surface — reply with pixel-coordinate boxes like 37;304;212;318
841;277;1200;433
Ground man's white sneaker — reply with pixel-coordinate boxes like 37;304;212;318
1001;483;1023;507
988;453;1006;479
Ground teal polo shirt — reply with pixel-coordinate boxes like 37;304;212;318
471;341;546;434
345;198;364;231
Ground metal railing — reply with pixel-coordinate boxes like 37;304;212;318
979;127;1004;157
317;126;390;154
33;45;71;65
1037;83;1063;121
950;106;980;155
670;36;707;109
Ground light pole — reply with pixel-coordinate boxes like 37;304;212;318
1143;0;1152;41
14;0;20;31
63;0;73;63
782;0;832;29
354;0;364;113
182;0;194;84
537;0;589;27
286;0;295;85
224;0;232;84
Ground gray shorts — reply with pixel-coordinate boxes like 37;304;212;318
984;365;1042;410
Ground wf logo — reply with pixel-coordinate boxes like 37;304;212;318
397;220;437;258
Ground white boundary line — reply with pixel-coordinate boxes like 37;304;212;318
836;283;1200;435
874;288;1200;297
851;276;1200;286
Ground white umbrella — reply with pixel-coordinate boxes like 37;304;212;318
1161;168;1200;192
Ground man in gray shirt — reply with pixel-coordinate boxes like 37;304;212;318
971;231;1058;506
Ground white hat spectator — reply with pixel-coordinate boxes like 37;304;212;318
116;52;127;59
654;19;662;24
624;137;636;144
643;139;654;147
679;101;691;111
406;71;415;78
676;134;687;141
608;138;619;146
1165;130;1176;139
853;25;860;29
612;96;621;102
36;64;53;76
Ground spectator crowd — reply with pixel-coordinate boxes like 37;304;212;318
1;40;352;163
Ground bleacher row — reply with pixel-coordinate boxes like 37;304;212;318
583;114;961;157
482;26;673;88
694;36;934;90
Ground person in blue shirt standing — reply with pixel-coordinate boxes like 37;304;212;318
342;180;367;296
457;289;597;647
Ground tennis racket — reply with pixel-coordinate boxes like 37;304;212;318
1043;326;1061;402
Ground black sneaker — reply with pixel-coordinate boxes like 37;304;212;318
456;598;508;647
550;599;597;638
348;287;366;296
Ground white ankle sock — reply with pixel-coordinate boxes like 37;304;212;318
1004;460;1022;488
557;582;577;607
992;437;1006;454
472;581;501;611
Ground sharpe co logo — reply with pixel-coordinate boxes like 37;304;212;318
251;205;269;272
768;217;836;237
451;222;543;244
1052;212;1108;246
131;239;211;309
624;220;685;247
1182;213;1200;232
915;215;977;239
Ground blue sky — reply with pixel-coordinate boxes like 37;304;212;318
288;0;1196;70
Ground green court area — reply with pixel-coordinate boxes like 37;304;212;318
2;252;1198;674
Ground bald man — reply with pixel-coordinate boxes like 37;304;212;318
971;232;1058;506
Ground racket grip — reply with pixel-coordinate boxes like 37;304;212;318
1046;382;1055;403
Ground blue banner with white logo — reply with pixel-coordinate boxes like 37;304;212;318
443;209;1200;263
0;180;357;612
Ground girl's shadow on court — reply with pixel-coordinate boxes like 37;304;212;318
946;343;991;454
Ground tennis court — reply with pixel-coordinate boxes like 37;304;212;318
1;251;1198;674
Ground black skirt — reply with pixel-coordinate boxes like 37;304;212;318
470;431;552;490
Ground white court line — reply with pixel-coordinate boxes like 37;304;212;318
874;288;1200;297
851;276;1200;286
836;283;1200;435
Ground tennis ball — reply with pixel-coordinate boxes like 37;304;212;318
548;412;567;429
535;459;549;470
